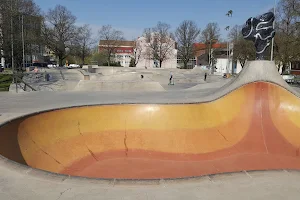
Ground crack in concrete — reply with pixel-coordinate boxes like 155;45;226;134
124;121;129;157
77;122;84;137
77;122;98;161
259;86;269;154
56;188;71;200
27;132;62;165
217;130;228;142
87;148;98;161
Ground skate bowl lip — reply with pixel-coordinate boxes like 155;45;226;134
0;152;298;185
0;81;299;185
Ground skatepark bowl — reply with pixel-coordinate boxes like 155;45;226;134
1;81;300;180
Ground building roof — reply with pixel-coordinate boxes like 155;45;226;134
193;43;227;50
99;40;135;47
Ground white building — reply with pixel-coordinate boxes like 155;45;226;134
135;34;177;69
194;42;242;74
99;40;135;67
98;35;177;69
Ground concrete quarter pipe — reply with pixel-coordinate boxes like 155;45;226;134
1;61;300;180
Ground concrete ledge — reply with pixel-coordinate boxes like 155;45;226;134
78;69;90;80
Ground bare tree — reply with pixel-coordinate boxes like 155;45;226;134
275;0;300;72
98;25;124;66
232;37;256;68
201;23;221;66
228;25;241;42
144;22;175;68
200;23;220;43
0;0;42;67
42;5;77;66
228;25;255;68
130;39;143;67
74;24;95;65
175;20;200;69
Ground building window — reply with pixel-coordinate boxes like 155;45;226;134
292;62;300;70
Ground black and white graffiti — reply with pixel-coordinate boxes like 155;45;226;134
242;12;275;60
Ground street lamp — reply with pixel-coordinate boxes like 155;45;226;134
271;0;277;61
10;0;14;75
209;38;217;74
21;14;25;70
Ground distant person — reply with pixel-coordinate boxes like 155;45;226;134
169;72;173;85
34;67;39;79
34;67;38;73
204;72;207;81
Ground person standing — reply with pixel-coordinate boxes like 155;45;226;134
204;72;207;81
169;71;173;85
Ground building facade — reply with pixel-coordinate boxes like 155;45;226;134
99;40;134;67
287;61;300;75
135;35;177;69
192;42;242;74
98;34;177;69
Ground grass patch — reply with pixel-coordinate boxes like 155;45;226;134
0;74;13;91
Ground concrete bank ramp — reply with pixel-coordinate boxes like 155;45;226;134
218;60;291;94
74;80;165;92
95;67;124;75
2;61;300;181
186;79;231;91
2;67;300;179
184;66;209;75
94;73;153;82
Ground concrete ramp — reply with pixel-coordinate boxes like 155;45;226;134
186;79;231;91
2;61;300;182
184;66;209;75
74;80;165;92
97;73;152;82
2;81;300;180
95;67;124;75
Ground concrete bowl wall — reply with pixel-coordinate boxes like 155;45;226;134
1;81;300;180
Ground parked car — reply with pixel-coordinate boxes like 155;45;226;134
282;74;295;84
47;64;57;68
67;64;80;69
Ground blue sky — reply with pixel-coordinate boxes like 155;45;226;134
35;0;276;40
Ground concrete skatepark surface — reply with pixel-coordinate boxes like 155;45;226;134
9;69;83;92
1;61;300;199
74;80;165;92
9;66;227;92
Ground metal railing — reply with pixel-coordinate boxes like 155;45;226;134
12;71;37;93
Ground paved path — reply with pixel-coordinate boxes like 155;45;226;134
0;162;299;200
